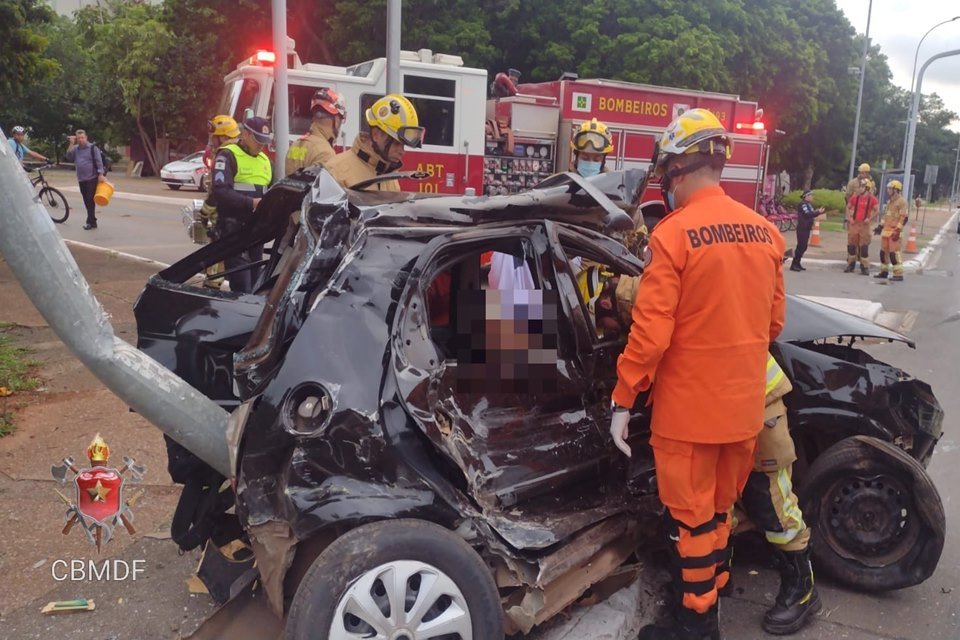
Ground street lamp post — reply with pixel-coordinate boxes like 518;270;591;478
848;0;873;183
899;16;960;169
951;136;960;203
902;49;960;207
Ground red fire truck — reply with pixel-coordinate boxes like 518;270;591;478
220;43;768;208
485;79;768;208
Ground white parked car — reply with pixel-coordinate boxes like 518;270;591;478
160;151;208;191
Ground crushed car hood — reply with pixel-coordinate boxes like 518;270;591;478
779;295;914;347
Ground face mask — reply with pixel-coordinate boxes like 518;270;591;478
578;160;602;177
660;173;676;212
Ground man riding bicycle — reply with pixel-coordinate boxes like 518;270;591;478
8;126;49;164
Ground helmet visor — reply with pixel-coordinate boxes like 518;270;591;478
397;125;425;148
573;130;610;153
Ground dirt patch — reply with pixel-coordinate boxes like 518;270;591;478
0;246;204;636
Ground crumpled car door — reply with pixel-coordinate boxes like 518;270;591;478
393;225;635;549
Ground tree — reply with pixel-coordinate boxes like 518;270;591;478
0;0;57;103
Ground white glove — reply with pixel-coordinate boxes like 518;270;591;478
610;410;632;457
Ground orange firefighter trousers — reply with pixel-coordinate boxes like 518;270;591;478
651;433;758;614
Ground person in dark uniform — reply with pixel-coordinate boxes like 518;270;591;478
210;116;273;293
790;190;824;272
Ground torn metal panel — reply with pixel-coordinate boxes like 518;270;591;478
246;522;298;618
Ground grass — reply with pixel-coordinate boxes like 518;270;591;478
0;328;41;437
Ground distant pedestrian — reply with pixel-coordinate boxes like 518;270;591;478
790;190;824;272
844;180;878;275
65;129;106;230
8;126;49;164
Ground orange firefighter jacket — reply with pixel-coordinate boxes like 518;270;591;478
612;185;786;443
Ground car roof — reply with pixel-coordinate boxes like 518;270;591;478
284;168;647;236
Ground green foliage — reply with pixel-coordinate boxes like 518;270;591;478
0;327;40;437
783;189;845;213
0;0;58;101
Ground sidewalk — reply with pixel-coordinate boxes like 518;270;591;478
781;205;958;273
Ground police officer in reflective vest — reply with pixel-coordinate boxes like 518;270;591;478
211;116;273;293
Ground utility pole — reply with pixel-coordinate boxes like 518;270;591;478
848;0;872;182
900;16;959;169
386;0;401;94
951;134;960;203
271;0;290;178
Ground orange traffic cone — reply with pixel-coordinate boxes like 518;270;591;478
905;225;918;253
809;218;821;247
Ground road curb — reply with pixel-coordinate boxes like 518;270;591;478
64;239;171;270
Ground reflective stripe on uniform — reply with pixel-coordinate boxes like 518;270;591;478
763;467;806;545
766;354;786;395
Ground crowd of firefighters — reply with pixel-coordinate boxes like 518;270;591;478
192;87;930;639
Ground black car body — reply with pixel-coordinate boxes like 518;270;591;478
134;169;944;635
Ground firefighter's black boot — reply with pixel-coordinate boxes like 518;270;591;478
638;605;720;640
762;548;821;635
874;270;888;278
843;262;856;273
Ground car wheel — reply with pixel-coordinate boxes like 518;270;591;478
167;184;181;190
198;175;206;192
286;519;504;640
798;435;945;591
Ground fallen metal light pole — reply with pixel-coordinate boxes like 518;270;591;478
0;132;232;477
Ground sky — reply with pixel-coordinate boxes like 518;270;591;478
835;0;960;131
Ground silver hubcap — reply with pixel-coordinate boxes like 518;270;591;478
330;560;473;639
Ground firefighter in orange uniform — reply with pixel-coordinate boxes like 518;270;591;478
609;108;786;640
325;94;424;191
874;179;908;281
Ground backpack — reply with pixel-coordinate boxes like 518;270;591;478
92;144;112;175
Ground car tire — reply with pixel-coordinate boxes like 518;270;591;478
167;184;181;191
285;519;504;640
198;176;206;193
798;435;945;591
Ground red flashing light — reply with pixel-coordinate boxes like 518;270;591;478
735;121;765;132
250;50;276;65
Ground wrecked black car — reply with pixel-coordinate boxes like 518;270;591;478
134;169;945;638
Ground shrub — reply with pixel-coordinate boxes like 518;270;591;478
782;189;845;214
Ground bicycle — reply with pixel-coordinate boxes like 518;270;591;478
27;163;70;223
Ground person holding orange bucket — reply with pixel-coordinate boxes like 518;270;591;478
65;129;107;230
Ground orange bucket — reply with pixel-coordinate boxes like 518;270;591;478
94;181;114;206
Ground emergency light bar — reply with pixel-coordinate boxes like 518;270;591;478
249;50;276;65
735;121;765;132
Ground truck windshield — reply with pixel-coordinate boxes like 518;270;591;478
220;78;262;123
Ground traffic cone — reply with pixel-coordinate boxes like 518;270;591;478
810;219;821;247
905;225;918;253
